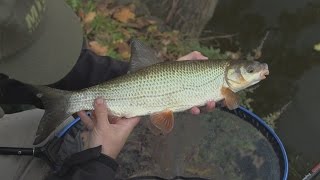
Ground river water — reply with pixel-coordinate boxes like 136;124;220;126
202;0;320;179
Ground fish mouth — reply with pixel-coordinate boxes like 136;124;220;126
260;69;269;79
260;63;269;79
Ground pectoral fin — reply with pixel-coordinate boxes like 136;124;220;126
150;110;174;134
221;87;239;110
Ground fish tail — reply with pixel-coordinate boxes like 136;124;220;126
30;85;73;145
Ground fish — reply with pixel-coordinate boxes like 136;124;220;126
31;39;269;145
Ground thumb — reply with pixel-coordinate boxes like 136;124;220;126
191;51;208;60
117;117;141;133
177;51;208;61
93;97;110;127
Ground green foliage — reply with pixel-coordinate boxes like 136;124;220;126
237;90;253;111
90;15;108;31
107;48;122;60
262;111;281;129
185;42;229;60
66;0;95;12
84;0;96;12
65;0;234;62
65;0;81;11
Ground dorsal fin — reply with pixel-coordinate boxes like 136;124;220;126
129;39;163;72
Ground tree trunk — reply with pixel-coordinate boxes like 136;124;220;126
143;0;219;38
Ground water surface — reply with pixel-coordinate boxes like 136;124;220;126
202;0;320;178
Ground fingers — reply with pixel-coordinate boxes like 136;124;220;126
206;101;216;111
190;107;200;115
190;101;216;115
192;51;208;60
78;111;94;130
117;117;141;134
93;97;109;127
177;51;208;61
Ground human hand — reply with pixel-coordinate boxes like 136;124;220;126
177;51;209;61
177;51;216;114
77;97;140;159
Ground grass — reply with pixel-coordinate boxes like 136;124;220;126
65;0;230;61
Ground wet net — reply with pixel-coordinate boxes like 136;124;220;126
1;107;286;180
114;109;282;180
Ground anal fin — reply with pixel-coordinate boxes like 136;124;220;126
149;110;174;135
221;87;239;110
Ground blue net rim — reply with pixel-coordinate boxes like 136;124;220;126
222;106;289;180
57;107;289;180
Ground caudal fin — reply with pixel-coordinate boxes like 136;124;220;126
31;86;73;145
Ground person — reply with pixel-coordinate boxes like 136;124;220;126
0;0;215;179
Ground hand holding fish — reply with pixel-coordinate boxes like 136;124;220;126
77;98;140;159
31;39;269;145
76;51;214;158
75;51;215;159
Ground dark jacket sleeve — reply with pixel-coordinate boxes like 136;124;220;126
46;146;118;180
49;49;129;91
0;49;129;110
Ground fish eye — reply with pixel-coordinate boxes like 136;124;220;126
246;65;255;73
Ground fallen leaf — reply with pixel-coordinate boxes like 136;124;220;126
89;41;108;56
113;7;135;23
115;42;131;59
84;12;96;24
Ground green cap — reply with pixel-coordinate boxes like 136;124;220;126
0;0;83;85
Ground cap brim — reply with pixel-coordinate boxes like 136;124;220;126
0;0;83;85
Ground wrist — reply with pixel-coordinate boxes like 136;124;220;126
101;145;119;159
88;136;119;159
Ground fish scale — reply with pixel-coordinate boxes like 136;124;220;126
68;60;229;118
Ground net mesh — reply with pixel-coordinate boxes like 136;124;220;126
43;109;281;180
115;109;280;179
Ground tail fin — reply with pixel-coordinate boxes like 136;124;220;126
30;86;73;145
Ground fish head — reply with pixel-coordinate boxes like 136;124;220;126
225;60;269;91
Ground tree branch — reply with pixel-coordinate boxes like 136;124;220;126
165;0;179;24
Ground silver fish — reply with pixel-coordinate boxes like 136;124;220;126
31;39;269;145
